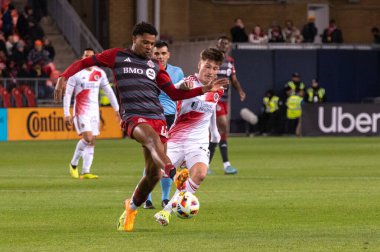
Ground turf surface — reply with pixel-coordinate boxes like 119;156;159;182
0;137;380;251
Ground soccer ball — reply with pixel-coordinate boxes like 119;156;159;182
172;191;200;219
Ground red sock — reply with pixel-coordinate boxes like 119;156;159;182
164;164;176;179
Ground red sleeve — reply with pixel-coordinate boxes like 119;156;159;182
156;68;204;101
61;48;120;79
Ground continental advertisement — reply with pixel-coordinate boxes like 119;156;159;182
7;107;123;141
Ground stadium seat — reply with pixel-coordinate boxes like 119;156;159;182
22;86;36;107
11;87;24;107
0;88;12;108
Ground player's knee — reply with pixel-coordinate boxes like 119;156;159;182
144;135;161;150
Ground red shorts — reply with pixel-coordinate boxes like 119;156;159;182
122;116;168;143
216;101;228;117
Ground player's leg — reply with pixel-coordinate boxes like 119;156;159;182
142;168;155;209
217;114;237;175
80;132;98;179
69;137;89;179
155;145;208;226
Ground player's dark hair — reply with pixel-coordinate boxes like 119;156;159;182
132;22;158;36
200;47;224;65
84;48;95;53
155;40;169;49
217;35;230;42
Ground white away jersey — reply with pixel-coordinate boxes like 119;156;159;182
168;74;223;144
65;67;109;116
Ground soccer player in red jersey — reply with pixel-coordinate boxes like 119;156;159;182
54;22;228;232
208;36;246;175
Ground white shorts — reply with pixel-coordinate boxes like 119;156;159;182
73;114;100;136
167;142;210;170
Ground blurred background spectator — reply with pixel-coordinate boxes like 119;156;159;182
371;27;380;44
301;16;318;43
306;79;326;103
248;25;268;44
268;22;285;43
230;17;248;43
322;19;343;43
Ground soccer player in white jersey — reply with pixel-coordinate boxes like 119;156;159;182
63;48;120;179
154;47;224;225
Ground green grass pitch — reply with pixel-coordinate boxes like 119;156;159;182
1;137;380;251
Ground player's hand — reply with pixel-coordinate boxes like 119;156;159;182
179;80;194;90
64;116;73;128
202;78;229;93
115;111;121;124
239;90;246;101
54;76;67;103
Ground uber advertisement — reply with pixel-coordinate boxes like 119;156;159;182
302;104;380;136
6;107;123;141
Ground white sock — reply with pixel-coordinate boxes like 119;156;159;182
82;145;94;174
71;139;89;166
129;199;137;210
185;178;199;194
164;189;181;213
223;162;231;169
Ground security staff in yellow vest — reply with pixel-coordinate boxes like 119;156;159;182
285;72;305;92
285;88;304;135
306;79;326;103
260;89;280;135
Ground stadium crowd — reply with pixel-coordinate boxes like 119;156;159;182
0;0;57;103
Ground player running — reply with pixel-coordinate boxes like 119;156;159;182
54;22;228;232
63;48;120;179
208;36;246;175
154;47;224;226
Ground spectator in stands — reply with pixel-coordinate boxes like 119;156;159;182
302;16;318;43
0;50;8;77
283;19;296;43
306;79;326;103
371;27;380;44
230;17;248;42
290;28;303;44
26;19;44;44
43;38;55;61
16;5;34;39
322;19;343;43
1;3;14;37
28;0;48;23
248;25;268;44
285;72;305;92
0;32;6;55
268;22;285;43
28;39;51;69
10;39;27;67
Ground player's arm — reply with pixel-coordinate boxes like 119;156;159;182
210;108;220;143
100;74;121;122
63;77;76;127
55;48;120;102
157;68;229;101
231;74;246;101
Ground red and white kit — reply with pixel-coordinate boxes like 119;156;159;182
63;66;119;135
167;74;223;169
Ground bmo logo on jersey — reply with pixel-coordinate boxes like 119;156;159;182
123;67;144;75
